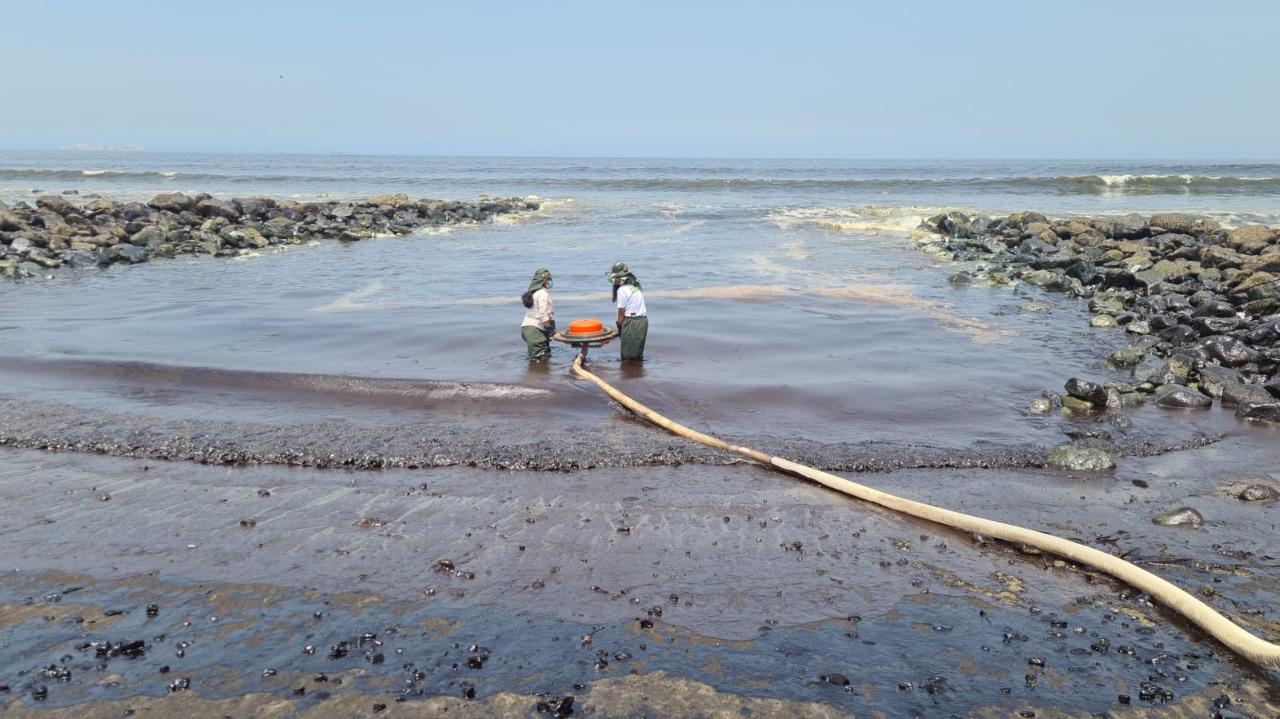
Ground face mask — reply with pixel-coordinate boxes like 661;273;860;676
547;281;554;289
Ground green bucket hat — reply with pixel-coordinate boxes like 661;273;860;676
606;261;640;288
527;268;552;293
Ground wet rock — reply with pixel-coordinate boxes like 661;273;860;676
1064;377;1108;406
1152;507;1204;528
1027;396;1056;414
1045;444;1115;471
1155;386;1211;409
1061;396;1094;414
820;672;850;686
535;694;575;717
1197;365;1242;398
1220;382;1273;407
1124;319;1151;335
1235;484;1278;502
1200;336;1258;367
1236;399;1280;423
1108;346;1146;367
1090;314;1118;328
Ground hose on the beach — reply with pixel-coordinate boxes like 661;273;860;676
570;355;1280;670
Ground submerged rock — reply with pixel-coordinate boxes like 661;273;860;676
1108;347;1146;368
1235;484;1279;502
1152;507;1204;528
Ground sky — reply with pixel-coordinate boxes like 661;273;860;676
2;1;1277;158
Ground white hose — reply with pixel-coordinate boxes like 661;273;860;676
571;355;1280;670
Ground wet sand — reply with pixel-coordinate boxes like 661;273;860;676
1;440;1278;716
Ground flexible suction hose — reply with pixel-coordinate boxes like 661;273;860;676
571;355;1280;670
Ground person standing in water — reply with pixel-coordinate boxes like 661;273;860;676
606;262;647;361
521;268;555;360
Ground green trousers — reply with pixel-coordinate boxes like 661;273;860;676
522;325;550;360
620;316;648;360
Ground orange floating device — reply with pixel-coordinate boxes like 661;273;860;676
552;318;618;357
568;319;605;336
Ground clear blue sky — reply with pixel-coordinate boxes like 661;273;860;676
2;1;1276;158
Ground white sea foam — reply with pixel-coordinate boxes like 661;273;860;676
769;206;954;236
494;196;578;225
1098;174;1195;186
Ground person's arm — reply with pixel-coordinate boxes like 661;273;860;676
537;291;553;329
617;307;625;325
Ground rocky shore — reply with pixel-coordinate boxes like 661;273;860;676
0;192;539;278
918;211;1280;430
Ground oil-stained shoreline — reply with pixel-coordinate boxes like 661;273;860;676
0;390;1220;473
0;448;1278;716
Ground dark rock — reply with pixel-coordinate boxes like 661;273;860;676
1191;316;1245;335
1236;399;1280;423
1198;365;1243;398
1155;386;1211;409
36;195;78;216
1200;336;1259;367
1064;378;1108;406
1220;382;1273;407
149;193;196;213
194;199;242;221
1192;299;1236;318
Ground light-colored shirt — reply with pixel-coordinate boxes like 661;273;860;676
616;285;646;317
522;288;553;328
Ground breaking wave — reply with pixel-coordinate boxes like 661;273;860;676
5;168;1280;195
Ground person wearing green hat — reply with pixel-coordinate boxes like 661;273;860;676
520;268;555;360
606;261;648;361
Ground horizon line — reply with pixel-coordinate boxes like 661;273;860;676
3;148;1280;164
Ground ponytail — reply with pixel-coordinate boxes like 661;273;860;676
521;291;534;308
